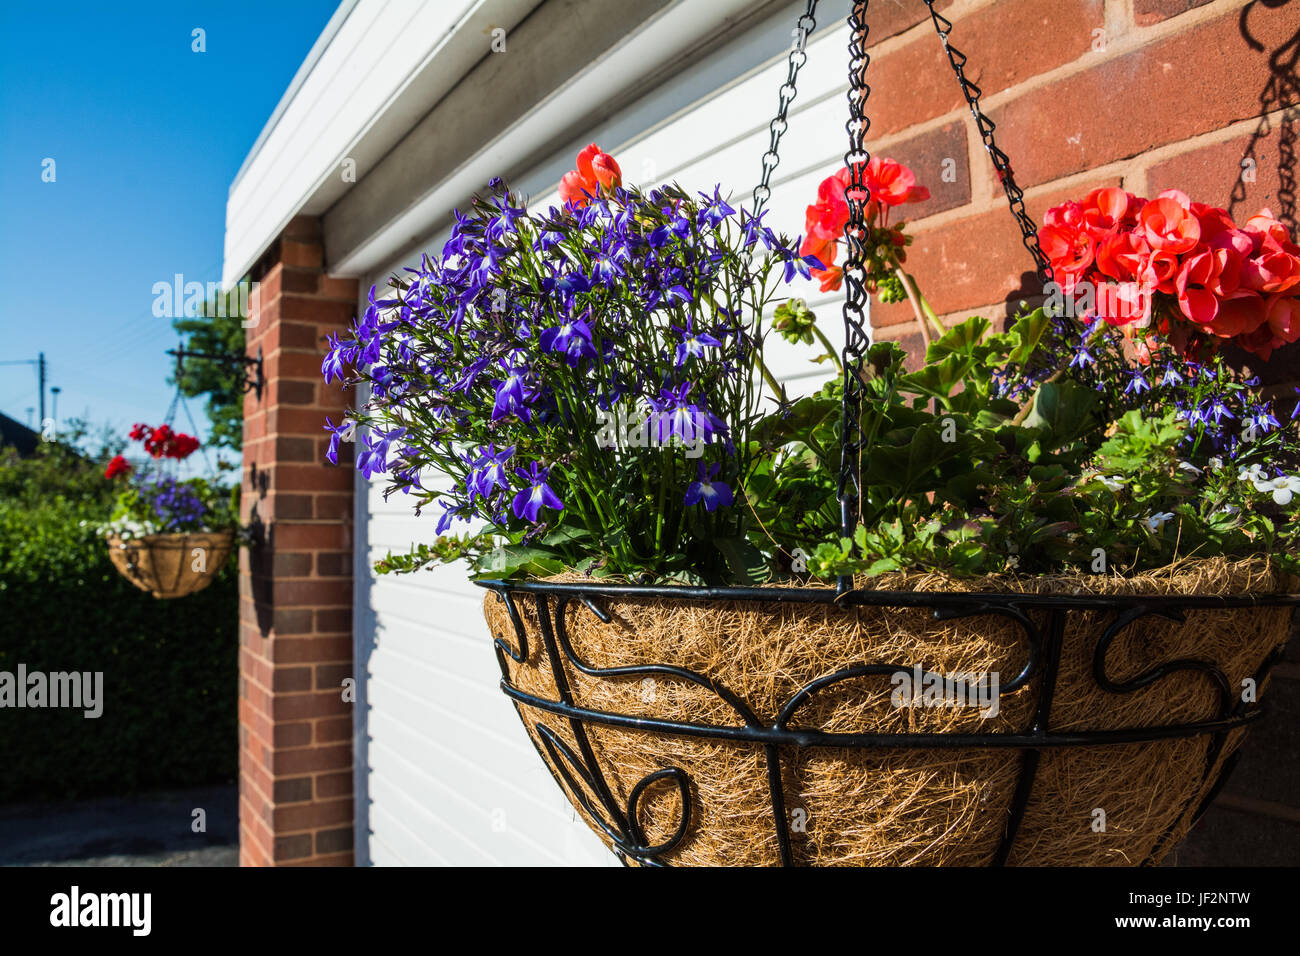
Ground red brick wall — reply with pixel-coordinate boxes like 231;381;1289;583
859;0;1300;862
863;0;1298;395
238;216;359;866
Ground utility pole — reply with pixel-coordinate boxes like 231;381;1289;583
50;386;61;434
0;354;47;425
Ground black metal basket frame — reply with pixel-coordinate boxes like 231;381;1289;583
481;580;1299;865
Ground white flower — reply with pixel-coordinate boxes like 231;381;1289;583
1099;475;1125;492
1255;475;1300;507
1239;464;1266;483
1146;512;1176;532
99;517;161;540
1177;461;1202;477
1208;457;1224;472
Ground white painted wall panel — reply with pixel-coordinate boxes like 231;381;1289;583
357;1;874;866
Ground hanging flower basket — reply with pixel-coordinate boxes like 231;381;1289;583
483;560;1296;866
100;418;239;600
106;530;235;600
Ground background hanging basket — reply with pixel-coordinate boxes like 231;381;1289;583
482;557;1297;866
106;530;234;600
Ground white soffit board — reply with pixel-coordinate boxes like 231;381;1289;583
223;0;542;288
327;0;775;279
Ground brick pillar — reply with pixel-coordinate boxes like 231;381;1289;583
238;216;359;866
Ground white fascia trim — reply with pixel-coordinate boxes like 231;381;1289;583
222;0;542;288
328;0;764;280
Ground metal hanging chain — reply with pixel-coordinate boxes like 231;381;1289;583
837;0;872;594
923;0;1053;285
752;0;820;216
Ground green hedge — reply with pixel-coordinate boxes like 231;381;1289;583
0;442;237;803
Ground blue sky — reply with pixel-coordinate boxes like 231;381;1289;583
0;0;338;452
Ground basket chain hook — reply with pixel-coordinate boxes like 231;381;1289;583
923;0;1053;285
837;0;872;595
751;0;820;217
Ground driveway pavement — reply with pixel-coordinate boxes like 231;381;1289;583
0;784;238;867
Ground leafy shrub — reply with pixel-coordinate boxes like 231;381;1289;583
0;426;236;802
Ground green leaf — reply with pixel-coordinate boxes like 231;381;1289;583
1022;380;1100;449
1006;308;1051;366
472;545;565;579
925;315;990;364
715;537;772;585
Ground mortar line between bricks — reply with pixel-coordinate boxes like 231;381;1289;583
894;104;1298;237
945;0;1268;121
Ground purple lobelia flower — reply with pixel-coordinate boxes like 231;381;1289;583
696;187;735;229
648;382;727;445
1123;368;1150;396
539;315;596;366
323;416;356;465
356;425;407;480
322;333;355;384
683;462;733;512
672;322;723;367
511;462;564;522
435;500;467;535
491;365;534;422
470;443;515;498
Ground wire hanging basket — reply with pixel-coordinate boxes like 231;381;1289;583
104;349;239;600
107;530;235;600
477;0;1300;866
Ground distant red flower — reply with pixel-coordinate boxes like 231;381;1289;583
104;455;132;479
130;422;201;460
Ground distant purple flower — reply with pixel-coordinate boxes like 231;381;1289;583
511;462;563;522
684;462;733;512
140;474;209;531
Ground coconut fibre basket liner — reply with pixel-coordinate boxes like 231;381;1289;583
107;531;234;600
481;557;1297;866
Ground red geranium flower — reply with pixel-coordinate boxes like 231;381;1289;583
802;157;929;290
1139;192;1201;255
558;143;621;208
104;454;132;479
